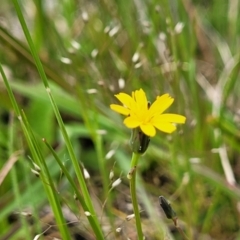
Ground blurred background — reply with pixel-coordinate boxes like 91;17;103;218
0;0;240;239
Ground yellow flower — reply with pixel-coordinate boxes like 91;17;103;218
110;88;186;137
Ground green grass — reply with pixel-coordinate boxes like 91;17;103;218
0;0;240;239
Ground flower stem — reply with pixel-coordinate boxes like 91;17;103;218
129;152;144;240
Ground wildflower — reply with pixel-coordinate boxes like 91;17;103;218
110;89;186;137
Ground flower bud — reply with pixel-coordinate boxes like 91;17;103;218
129;127;150;154
159;196;177;220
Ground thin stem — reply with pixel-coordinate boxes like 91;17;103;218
8;113;31;240
43;138;105;240
1;62;71;239
129;152;144;240
11;2;104;238
20;111;72;240
175;219;189;240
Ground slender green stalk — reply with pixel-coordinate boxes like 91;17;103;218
8;113;30;240
11;1;104;238
0;63;20;116
11;0;48;88
95;134;109;200
129;152;144;240
95;134;116;231
43;138;105;239
45;89;103;236
0;62;71;239
20;111;72;240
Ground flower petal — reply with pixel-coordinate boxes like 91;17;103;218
114;93;135;109
140;124;156;137
133;89;148;111
110;104;130;115
149;94;174;116
124;116;140;128
153;122;177;133
153;114;186;123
